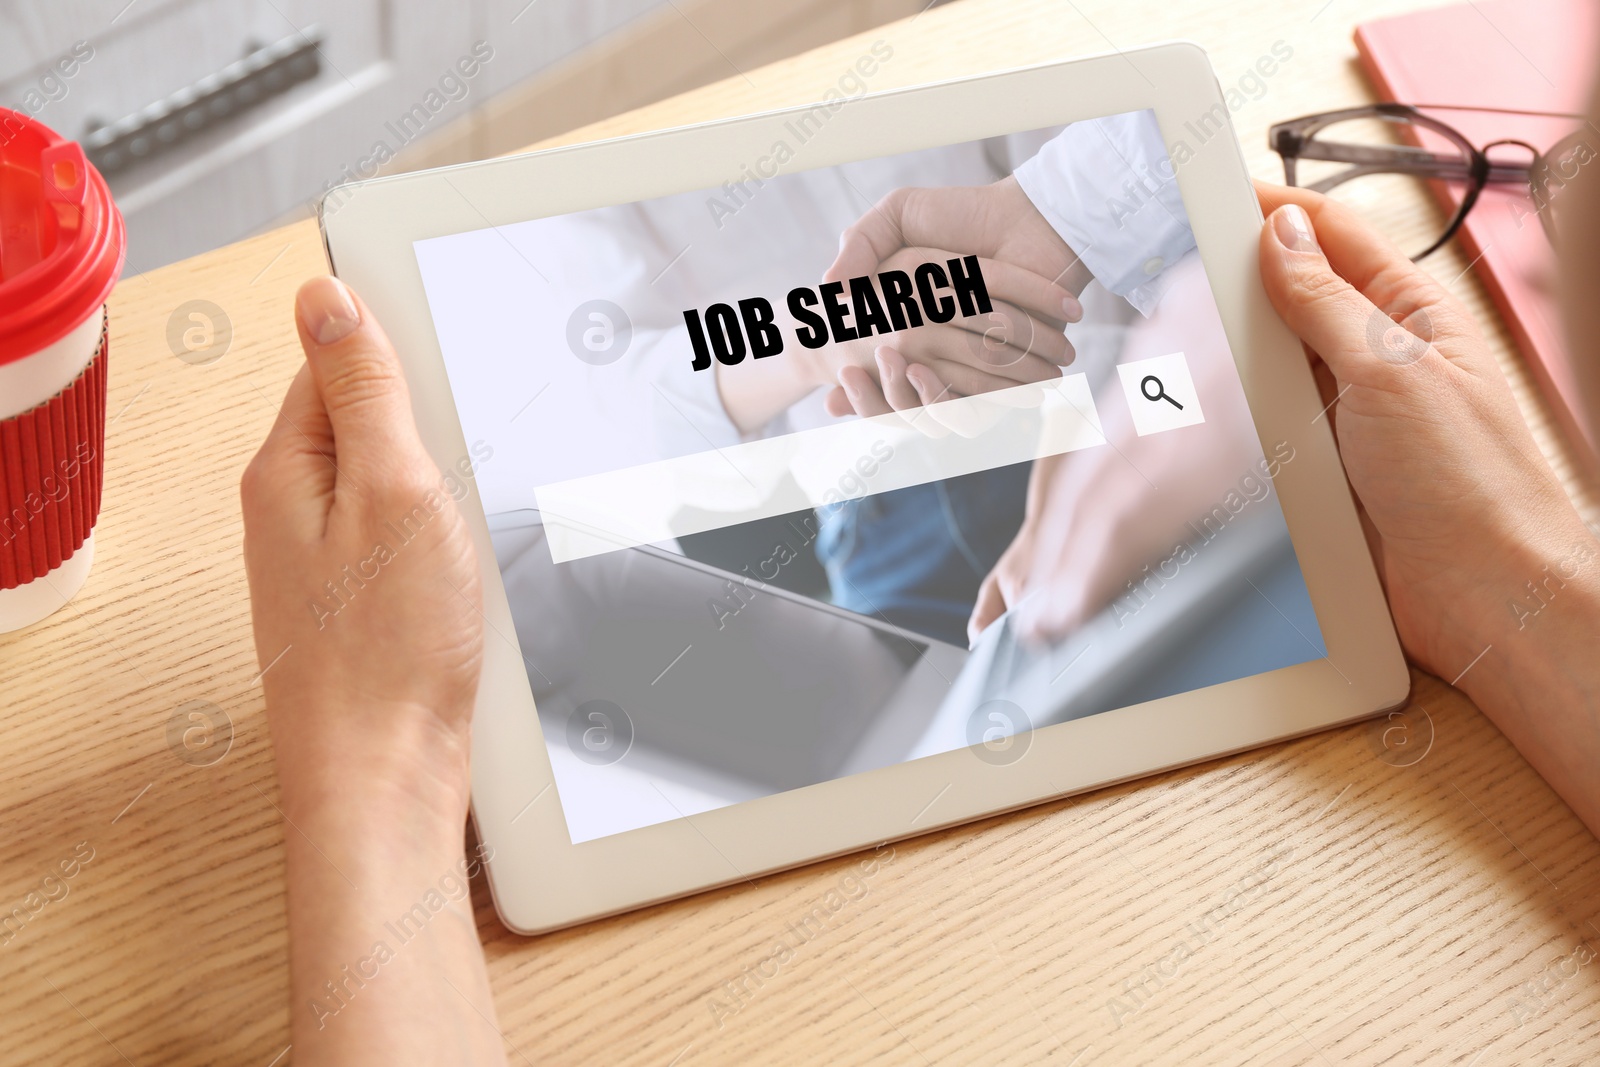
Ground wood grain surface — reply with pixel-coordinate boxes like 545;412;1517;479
3;1;1598;1064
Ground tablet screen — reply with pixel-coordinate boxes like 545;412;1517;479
413;107;1327;843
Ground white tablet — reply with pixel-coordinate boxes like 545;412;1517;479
320;42;1408;933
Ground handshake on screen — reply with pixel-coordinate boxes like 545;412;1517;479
682;254;993;371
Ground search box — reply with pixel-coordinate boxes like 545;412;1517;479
535;375;1106;562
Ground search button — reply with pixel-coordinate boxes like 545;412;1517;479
1141;374;1183;409
1117;352;1206;436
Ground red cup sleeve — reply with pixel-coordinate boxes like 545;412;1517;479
0;311;107;591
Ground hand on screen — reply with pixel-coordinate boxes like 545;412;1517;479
968;254;1264;644
812;244;1080;412
831;344;1054;440
820;176;1089;418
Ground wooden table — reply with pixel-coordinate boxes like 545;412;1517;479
5;1;1598;1063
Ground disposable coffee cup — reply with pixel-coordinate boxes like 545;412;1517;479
0;108;126;634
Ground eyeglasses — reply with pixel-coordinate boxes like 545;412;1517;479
1269;103;1594;260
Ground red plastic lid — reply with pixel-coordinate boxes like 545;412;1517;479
0;107;126;366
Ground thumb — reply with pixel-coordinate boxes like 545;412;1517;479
825;186;916;284
294;276;429;479
1258;203;1426;385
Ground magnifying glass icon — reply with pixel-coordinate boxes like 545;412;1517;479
1141;374;1183;410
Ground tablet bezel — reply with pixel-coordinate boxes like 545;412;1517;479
320;41;1409;935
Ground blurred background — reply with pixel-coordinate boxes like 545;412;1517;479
0;0;935;274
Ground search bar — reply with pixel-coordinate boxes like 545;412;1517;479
534;374;1106;562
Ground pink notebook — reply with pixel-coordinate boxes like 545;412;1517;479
1355;0;1598;463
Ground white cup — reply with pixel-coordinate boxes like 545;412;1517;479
0;111;124;634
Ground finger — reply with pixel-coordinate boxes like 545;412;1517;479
1259;203;1426;385
905;363;956;406
294;277;430;483
974;257;1084;325
1256;181;1437;310
875;347;923;411
1019;473;1145;642
1013;472;1098;644
825;187;934;283
895;362;953;439
1259;195;1473;383
836;364;894;417
968;571;1007;647
911;370;1021;439
878;247;1083;330
875;244;1080;336
950;299;1072;367
896;326;1062;387
1016;530;1097;644
829;186;1067;287
1253;179;1321;219
823;385;854;418
919;389;1045;439
923;356;1056;398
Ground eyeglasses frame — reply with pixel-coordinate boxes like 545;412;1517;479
1269;102;1590;260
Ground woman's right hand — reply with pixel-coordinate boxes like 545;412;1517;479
1260;181;1600;838
1256;183;1597;684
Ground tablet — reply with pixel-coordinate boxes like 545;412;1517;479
320;41;1408;934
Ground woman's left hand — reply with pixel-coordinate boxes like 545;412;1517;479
242;277;486;808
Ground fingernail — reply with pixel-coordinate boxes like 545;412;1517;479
1273;205;1320;254
298;276;361;345
842;377;861;403
1062;295;1083;321
874;348;895;381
